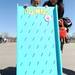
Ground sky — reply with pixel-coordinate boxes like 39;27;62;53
0;0;75;37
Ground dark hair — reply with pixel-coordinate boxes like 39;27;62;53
58;0;63;3
31;0;33;4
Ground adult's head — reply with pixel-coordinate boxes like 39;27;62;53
58;0;63;3
49;0;58;5
31;0;41;6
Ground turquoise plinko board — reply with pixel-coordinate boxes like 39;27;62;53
17;5;62;75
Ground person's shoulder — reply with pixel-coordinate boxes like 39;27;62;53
43;1;49;6
44;1;49;3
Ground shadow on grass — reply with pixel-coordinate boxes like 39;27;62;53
0;67;75;75
63;68;75;75
0;67;16;75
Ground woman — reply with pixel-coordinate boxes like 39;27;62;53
43;0;65;52
43;0;64;19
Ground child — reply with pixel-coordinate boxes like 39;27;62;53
31;0;41;6
24;0;41;8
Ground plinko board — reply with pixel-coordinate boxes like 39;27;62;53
17;5;62;75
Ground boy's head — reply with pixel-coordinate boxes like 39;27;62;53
31;0;41;6
49;0;58;5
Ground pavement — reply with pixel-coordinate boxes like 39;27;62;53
0;43;16;69
63;43;75;75
0;42;75;75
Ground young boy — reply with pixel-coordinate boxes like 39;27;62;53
24;0;41;8
31;0;41;6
